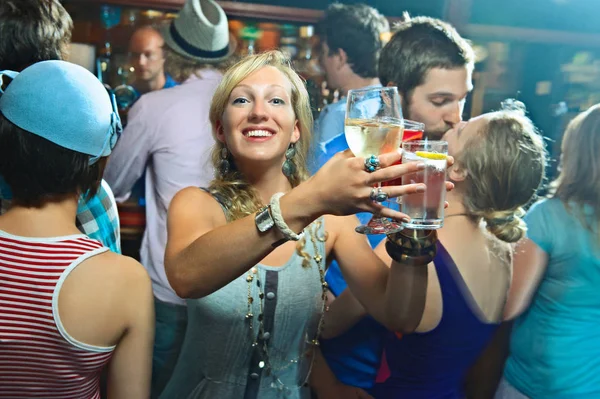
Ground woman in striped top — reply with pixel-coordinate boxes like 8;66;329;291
0;61;153;398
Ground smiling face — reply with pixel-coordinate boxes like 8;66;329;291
216;66;300;169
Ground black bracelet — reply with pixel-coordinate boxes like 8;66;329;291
385;229;438;266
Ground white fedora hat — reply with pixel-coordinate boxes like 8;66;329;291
163;0;236;63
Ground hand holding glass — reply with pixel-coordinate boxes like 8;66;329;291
344;86;404;234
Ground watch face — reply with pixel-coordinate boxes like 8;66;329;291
256;206;274;233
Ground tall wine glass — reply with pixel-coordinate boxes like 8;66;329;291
344;86;404;234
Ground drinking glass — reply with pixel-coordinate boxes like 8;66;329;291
382;119;425;188
400;140;448;229
344;86;404;234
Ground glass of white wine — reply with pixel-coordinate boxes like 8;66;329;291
345;86;405;234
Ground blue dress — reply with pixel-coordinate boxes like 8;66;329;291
373;242;500;398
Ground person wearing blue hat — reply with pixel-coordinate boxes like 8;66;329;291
0;60;153;398
0;0;122;255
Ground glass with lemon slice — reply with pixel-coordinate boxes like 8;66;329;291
400;140;448;229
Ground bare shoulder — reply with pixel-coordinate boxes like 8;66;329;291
87;251;151;289
170;186;217;209
169;186;225;223
59;250;152;318
166;187;227;259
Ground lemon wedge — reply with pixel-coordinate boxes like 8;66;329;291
415;151;447;160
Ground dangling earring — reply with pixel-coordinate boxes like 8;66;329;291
219;147;230;175
282;143;296;178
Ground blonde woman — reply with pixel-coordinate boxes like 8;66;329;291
375;104;546;398
496;104;600;398
159;51;448;398
322;103;547;398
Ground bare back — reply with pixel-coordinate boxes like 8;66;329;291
417;219;512;332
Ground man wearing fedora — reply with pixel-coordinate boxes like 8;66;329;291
104;0;235;396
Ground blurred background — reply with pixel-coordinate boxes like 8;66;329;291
61;0;600;253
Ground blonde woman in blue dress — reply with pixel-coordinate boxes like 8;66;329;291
160;51;450;399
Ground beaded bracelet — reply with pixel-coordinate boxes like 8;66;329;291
269;192;304;241
385;229;438;266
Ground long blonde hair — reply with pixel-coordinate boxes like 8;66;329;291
551;103;600;235
208;50;313;221
457;102;547;243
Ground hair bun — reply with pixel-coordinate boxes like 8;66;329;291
500;98;526;116
482;208;526;243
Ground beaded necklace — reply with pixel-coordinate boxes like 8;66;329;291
245;219;329;394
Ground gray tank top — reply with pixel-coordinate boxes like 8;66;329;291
160;190;327;399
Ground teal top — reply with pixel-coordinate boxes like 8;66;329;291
504;198;600;397
160;219;327;399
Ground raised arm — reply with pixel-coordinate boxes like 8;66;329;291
164;150;425;299
331;216;430;334
164;184;319;299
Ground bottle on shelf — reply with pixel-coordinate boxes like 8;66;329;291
97;5;122;89
238;25;262;57
293;25;324;119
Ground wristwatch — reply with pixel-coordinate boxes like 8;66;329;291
255;205;275;233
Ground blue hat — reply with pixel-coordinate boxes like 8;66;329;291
0;60;122;165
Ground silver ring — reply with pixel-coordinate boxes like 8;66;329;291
369;187;389;202
364;155;380;173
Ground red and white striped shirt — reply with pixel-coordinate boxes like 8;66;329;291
0;231;114;398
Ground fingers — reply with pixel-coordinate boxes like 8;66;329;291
445;181;455;192
370;202;411;223
381;183;426;199
376;149;403;167
446;155;455;167
367;160;425;185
